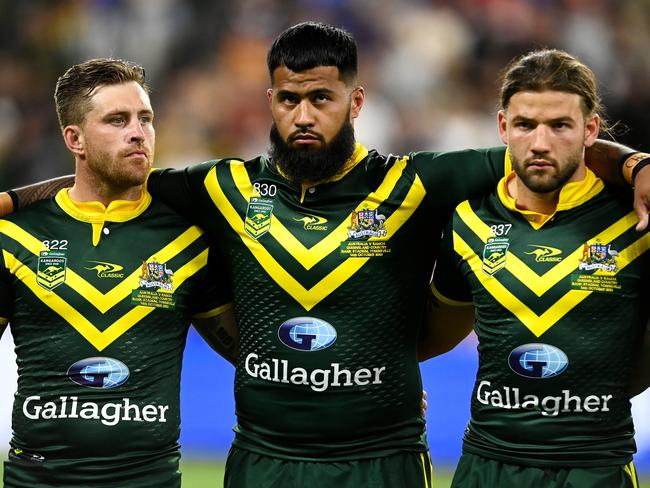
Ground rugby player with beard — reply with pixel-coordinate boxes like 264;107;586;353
2;23;650;488
0;59;236;487
427;49;649;488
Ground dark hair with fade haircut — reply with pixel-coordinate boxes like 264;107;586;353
499;48;610;134
267;21;358;84
54;58;148;129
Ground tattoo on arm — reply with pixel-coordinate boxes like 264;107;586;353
585;140;636;186
13;175;75;209
194;313;239;365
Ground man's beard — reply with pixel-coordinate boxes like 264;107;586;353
269;120;356;185
512;152;582;193
86;144;152;191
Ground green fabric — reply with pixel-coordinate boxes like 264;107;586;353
224;447;434;488
4;449;181;488
148;146;506;461
0;195;227;485
451;452;639;488
434;181;649;466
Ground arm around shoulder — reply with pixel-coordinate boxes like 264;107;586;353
418;290;475;361
192;305;238;365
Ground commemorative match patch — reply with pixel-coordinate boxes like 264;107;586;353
570;240;621;293
340;207;391;258
131;258;176;310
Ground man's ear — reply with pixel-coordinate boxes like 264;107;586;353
583;113;600;148
497;111;508;145
62;125;84;156
350;86;365;120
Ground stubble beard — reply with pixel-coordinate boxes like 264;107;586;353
85;143;152;193
269;119;356;185
512;150;582;194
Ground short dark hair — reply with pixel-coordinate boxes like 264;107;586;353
54;58;148;128
499;49;608;132
267;22;358;84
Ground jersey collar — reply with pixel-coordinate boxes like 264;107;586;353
55;188;152;246
497;167;604;230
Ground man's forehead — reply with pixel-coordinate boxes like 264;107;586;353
272;65;344;89
88;82;152;112
508;90;583;116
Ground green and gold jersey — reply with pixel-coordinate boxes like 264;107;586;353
432;167;650;467
147;143;506;460
0;189;230;486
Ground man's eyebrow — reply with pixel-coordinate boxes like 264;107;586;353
275;87;336;97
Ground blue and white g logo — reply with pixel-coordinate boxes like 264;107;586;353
278;317;337;352
67;357;130;388
508;343;568;379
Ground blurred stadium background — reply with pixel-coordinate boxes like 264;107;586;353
0;0;649;486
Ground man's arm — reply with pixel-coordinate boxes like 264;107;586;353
192;306;238;365
418;293;474;361
418;212;476;361
587;142;650;231
1;175;75;213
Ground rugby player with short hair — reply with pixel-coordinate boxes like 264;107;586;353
0;58;236;487
2;23;650;488
426;49;649;488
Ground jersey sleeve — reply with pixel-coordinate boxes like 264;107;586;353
146;161;218;225
0;240;13;324
188;246;233;320
431;212;473;305
412;146;507;214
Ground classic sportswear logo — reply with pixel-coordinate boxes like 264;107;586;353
67;357;130;389
278;317;337;351
293;213;328;231
84;261;125;278
525;245;562;262
508;343;569;379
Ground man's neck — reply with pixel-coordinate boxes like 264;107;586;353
68;181;143;207
508;178;559;215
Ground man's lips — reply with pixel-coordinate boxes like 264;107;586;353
290;133;321;144
526;159;554;169
124;150;149;159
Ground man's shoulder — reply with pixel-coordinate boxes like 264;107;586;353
2;198;58;225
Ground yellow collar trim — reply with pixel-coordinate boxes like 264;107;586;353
55;188;152;223
55;188;152;246
496;167;604;229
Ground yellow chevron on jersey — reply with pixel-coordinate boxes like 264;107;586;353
2;247;208;350
204;153;426;311
455;201;641;296
0;220;208;350
452;221;650;337
0;220;203;313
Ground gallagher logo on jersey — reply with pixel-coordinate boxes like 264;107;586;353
278;317;337;351
67;357;130;389
508;343;568;379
